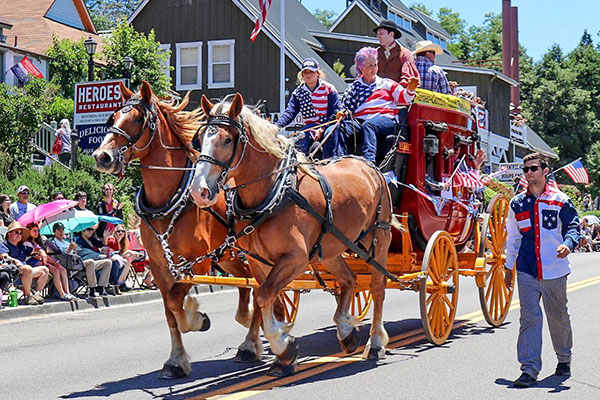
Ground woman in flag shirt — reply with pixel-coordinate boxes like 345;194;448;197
504;152;580;387
276;58;340;155
323;47;419;162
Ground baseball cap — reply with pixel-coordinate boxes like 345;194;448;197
52;222;65;231
17;185;30;194
301;58;319;72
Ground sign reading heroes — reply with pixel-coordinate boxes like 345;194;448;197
74;79;125;153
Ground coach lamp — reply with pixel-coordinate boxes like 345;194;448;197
84;36;97;82
123;56;134;89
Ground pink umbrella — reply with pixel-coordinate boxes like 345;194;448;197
18;199;78;226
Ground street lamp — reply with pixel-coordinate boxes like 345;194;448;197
123;56;134;89
83;36;97;81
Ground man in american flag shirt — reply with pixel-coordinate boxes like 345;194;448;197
504;152;580;388
322;47;419;162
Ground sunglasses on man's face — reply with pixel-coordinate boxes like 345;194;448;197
115;230;126;233
522;165;541;173
84;228;95;232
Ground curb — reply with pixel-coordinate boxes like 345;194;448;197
0;284;230;321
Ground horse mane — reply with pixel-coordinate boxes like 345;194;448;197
209;99;311;168
155;92;205;157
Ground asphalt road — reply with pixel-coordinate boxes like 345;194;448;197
1;252;600;400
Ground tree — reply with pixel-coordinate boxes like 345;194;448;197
333;59;346;79
313;9;337;29
586;141;600;197
410;3;432;16
46;35;90;98
101;22;171;95
85;0;140;30
437;7;466;58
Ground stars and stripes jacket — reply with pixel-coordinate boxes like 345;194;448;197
341;75;416;121
276;79;339;128
505;185;580;279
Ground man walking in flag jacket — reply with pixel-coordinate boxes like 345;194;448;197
505;152;580;388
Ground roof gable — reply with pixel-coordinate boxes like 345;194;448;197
46;0;85;30
410;8;450;39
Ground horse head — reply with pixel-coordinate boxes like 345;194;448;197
93;80;159;174
189;93;246;208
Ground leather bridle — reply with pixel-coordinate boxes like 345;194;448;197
191;114;248;188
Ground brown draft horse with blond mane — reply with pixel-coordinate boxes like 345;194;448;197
92;81;267;379
189;93;395;376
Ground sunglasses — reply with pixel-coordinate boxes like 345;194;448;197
84;227;95;232
522;165;541;173
11;231;23;235
20;191;30;194
115;230;126;233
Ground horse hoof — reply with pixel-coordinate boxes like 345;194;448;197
159;363;187;379
277;337;298;365
340;329;360;354
362;345;385;360
234;349;260;363
266;359;296;377
200;313;211;331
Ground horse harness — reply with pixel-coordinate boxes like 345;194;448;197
184;113;402;285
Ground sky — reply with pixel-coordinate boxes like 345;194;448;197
298;0;599;62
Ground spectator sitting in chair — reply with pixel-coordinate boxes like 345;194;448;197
76;225;121;296
24;223;75;301
52;223;111;298
413;40;451;95
105;224;141;293
0;221;49;305
9;186;36;222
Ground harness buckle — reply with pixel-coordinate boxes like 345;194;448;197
225;235;237;246
242;225;255;235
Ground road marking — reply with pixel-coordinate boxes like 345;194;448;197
199;273;600;400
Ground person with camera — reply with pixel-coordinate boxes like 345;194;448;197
0;221;49;305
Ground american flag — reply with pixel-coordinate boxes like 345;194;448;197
481;166;508;185
250;0;272;42
517;175;528;191
453;170;484;189
562;159;589;184
547;172;559;191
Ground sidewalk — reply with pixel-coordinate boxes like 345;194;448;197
0;284;228;321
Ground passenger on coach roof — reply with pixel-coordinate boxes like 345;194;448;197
276;58;340;156
413;40;452;95
322;47;419;163
374;19;420;87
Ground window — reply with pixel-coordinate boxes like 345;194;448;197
404;18;411;29
208;39;235;89
159;43;171;81
441;39;447;49
175;41;202;90
433;36;440;45
426;32;434;41
388;11;395;21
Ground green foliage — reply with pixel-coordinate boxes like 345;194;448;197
46;35;90;98
559;184;582;210
47;96;75;124
0;154;136;227
100;22;171;96
582;210;600;217
332;59;346;79
586;142;600;198
85;0;140;30
313;9;337;29
410;3;432;16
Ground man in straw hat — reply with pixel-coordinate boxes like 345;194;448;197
373;19;419;87
0;221;49;305
413;40;451;94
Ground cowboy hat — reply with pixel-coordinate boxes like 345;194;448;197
373;19;402;38
6;221;30;241
413;40;443;55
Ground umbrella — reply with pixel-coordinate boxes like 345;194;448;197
583;215;600;225
18;200;78;226
39;209;99;235
97;215;123;225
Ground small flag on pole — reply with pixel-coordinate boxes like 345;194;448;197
453;170;484;189
383;171;399;187
517;175;528;191
250;0;272;42
562;159;589;184
481;166;508;185
9;56;43;84
547;172;559;191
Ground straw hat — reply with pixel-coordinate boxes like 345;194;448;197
6;221;30;242
413;40;444;55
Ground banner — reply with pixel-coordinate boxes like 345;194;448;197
415;88;472;116
73;79;125;154
9;56;44;84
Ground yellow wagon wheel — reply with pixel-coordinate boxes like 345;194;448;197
420;231;459;346
278;290;300;323
477;194;515;327
350;289;372;320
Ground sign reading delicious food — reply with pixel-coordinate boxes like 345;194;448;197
73;79;125;153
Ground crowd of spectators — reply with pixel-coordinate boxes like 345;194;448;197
0;184;155;309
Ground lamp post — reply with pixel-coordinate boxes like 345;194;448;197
123;56;134;89
83;36;97;81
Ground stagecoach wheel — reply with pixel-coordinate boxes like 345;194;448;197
350;289;372;320
278;290;300;323
419;230;459;346
478;194;514;327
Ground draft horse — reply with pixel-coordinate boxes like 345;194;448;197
189;93;396;376
92;81;261;378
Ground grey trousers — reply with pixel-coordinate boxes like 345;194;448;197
516;272;572;378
